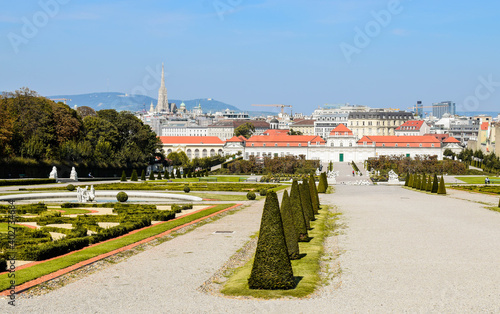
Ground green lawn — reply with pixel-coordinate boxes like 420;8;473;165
188;192;263;201
449;185;500;195
455;176;500;184
158;176;248;183
0;203;237;291
221;205;332;298
48;208;93;215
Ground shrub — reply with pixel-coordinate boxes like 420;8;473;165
131;169;138;181
248;191;296;290
437;175;447;195
259;189;267;196
148;171;155;180
404;173;410;187
426;175;433;191
0;258;6;273
317;172;327;193
66;184;75;191
280;190;300;260
290;180;308;241
140;169;146;181
299;180;314;228
116;192;128;202
157;171;162;180
420;174;427;190
120;170;127;182
246;191;256;200
183;185;190;193
432;174;439;193
309;173;320;215
164;170;169;179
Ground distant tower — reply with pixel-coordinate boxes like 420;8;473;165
149;101;155;114
156;63;169;113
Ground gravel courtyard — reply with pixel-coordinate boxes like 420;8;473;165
2;185;500;313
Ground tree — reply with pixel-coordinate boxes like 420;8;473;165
234;122;255;139
76;106;97;119
420;174;427;190
248;191;296;290
165;170;170;179
280;190;300;260
426;174;433;191
317;172;327;193
407;174;413;187
288;128;303;135
290;180;309;241
167;151;189;167
437;175;446;194
120;170;127;182
140;169;146;181
404;173;410;187
431;174;439;193
148;170;155;180
309;173;320;215
443;148;455;160
157;171;162;180
300;179;315;223
130;169;138;181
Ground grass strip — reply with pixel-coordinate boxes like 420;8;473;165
221;205;329;299
0;204;235;292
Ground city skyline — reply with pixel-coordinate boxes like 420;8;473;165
1;0;500;114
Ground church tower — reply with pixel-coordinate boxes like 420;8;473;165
156;63;169;113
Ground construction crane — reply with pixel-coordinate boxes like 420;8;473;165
251;104;292;114
50;98;72;105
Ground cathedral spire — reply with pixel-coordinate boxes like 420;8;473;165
156;62;169;113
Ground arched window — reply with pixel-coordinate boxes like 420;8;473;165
186;149;192;159
202;149;208;157
195;149;200;158
210;149;215;157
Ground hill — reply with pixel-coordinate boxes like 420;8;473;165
47;92;242;113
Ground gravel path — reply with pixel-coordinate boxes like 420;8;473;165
2;186;500;313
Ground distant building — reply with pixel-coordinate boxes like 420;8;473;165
207;120;270;141
432;101;456;119
348;111;414;137
159;136;224;159
289;119;315;135
395;120;430;136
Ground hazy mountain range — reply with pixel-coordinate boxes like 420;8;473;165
47;92;275;115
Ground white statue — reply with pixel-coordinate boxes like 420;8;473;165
315;168;321;176
70;167;78;181
76;186;83;203
76;186;96;203
49;166;58;180
388;170;399;184
88;185;95;201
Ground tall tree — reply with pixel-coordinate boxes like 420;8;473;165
248;191;296;290
234;122;255;139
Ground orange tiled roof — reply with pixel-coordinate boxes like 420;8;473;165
263;129;289;135
226;136;245;143
396;120;425;131
246;134;325;147
443;137;461;144
159;136;224;145
329;124;353;136
357;136;441;148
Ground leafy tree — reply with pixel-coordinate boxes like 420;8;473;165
248;191;296;290
167;151;189;167
76;106;97;119
234;122;255;139
280;190;300;260
287;128;303;135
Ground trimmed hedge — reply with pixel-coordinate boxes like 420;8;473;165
0;179;56;186
247;192;256;200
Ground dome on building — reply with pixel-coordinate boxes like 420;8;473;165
180;102;186;109
270;118;279;123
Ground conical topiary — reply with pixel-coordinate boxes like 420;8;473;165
120;170;127;182
426;174;433;191
323;172;329;190
420;174;427;190
157;171;162;180
300;180;315;224
165;170;170;179
408;174;413;187
309;173;320;215
290;180;309;241
298;182;311;230
140;169;146;181
317;172;327;193
431;174;439;193
130;169;138;181
412;174;419;189
148;171;155;180
164;169;168;178
404;173;410;186
248;191;296;290
437;175;446;195
280;190;300;260
498;197;500;208
177;168;182;179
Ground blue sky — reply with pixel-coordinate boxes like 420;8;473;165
1;0;500;114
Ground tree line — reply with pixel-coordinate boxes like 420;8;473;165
0;88;160;169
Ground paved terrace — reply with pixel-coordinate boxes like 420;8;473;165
2;183;499;313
